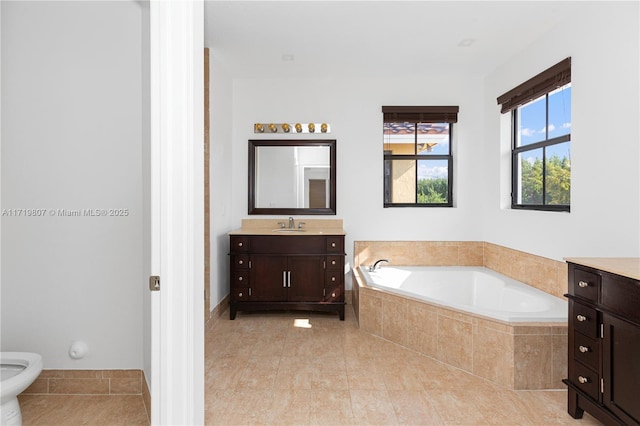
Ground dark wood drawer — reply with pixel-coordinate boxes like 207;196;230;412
231;254;250;270
325;271;342;287
573;331;600;371
326;255;343;270
326;237;343;253
251;235;326;254
601;273;640;325
571;301;599;338
231;270;249;287
323;286;343;302
231;287;250;301
570;362;599;401
230;236;251;252
571;267;600;302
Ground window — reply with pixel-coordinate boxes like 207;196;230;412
497;58;571;211
382;106;458;207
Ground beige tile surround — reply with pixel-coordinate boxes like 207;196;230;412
353;241;568;390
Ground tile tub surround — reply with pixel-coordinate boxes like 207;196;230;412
353;241;568;390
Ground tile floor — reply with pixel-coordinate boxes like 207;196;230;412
20;304;603;425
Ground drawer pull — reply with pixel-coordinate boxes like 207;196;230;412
332;260;336;265
578;280;589;288
579;345;590;353
238;292;243;297
332;292;336;297
238;242;243;247
576;315;587;322
238;260;244;265
332;276;336;282
331;242;336;248
578;375;590;384
238;276;243;281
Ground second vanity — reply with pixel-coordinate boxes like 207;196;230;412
228;219;346;320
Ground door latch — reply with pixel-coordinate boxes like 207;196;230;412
149;275;160;291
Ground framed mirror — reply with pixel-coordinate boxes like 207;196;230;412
248;139;336;215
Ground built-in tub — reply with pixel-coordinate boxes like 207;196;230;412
352;265;568;390
358;266;567;323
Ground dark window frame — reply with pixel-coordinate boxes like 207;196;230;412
497;58;571;212
382;106;458;208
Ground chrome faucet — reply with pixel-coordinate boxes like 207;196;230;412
288;217;295;229
369;259;389;272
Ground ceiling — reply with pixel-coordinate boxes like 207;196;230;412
204;1;585;79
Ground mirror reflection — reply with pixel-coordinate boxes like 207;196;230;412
248;140;336;215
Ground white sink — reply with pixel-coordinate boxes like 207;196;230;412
272;229;307;232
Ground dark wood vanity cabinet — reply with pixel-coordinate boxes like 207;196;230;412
565;262;640;426
229;234;345;320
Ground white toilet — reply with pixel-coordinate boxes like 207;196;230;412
1;352;43;426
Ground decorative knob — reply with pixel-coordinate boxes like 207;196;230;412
331;242;336;247
238;292;243;297
332;260;336;265
578;281;589;288
238;242;243;247
238;276;243;281
576;315;587;322
579;345;590;353
238;260;243;265
578;376;589;384
332;292;336;297
332;277;336;282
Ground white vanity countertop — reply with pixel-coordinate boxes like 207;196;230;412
564;257;640;281
229;218;345;236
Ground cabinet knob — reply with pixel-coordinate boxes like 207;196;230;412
332;260;336;265
331;276;336;282
238;276;243;281
579;345;590;353
238;260;244;265
331;242;336;248
332;292;336;298
238;242;243;247
578;280;589;288
576;314;587;322
238;292;243;297
578;375;590;384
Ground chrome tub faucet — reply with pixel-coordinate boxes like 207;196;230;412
369;259;389;272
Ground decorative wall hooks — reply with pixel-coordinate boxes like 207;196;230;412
254;122;331;134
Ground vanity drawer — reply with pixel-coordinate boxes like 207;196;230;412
570;301;599;338
571;267;600;302
573;332;600;371
326;256;343;270
323;286;343;302
326;237;344;253
231;270;249;287
230;236;251;252
325;271;342;287
231;287;250;301
232;254;250;270
570;362;600;401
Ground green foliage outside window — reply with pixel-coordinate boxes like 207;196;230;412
417;178;448;203
520;155;571;205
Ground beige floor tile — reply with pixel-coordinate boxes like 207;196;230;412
349;389;399;425
388;389;445;425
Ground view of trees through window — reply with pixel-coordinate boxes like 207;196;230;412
514;83;571;210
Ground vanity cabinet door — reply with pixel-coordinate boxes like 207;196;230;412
249;255;288;301
288;256;325;302
603;313;640;425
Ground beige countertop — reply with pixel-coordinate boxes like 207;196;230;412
564;257;640;281
229;218;345;236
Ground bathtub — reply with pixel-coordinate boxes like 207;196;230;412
353;265;568;389
358;265;567;323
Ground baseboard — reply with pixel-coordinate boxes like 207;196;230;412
21;369;144;396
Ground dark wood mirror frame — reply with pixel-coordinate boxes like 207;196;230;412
248;139;336;215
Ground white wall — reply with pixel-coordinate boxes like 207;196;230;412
1;1;145;369
483;2;640;260
209;52;234;311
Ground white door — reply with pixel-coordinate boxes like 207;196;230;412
150;1;204;424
